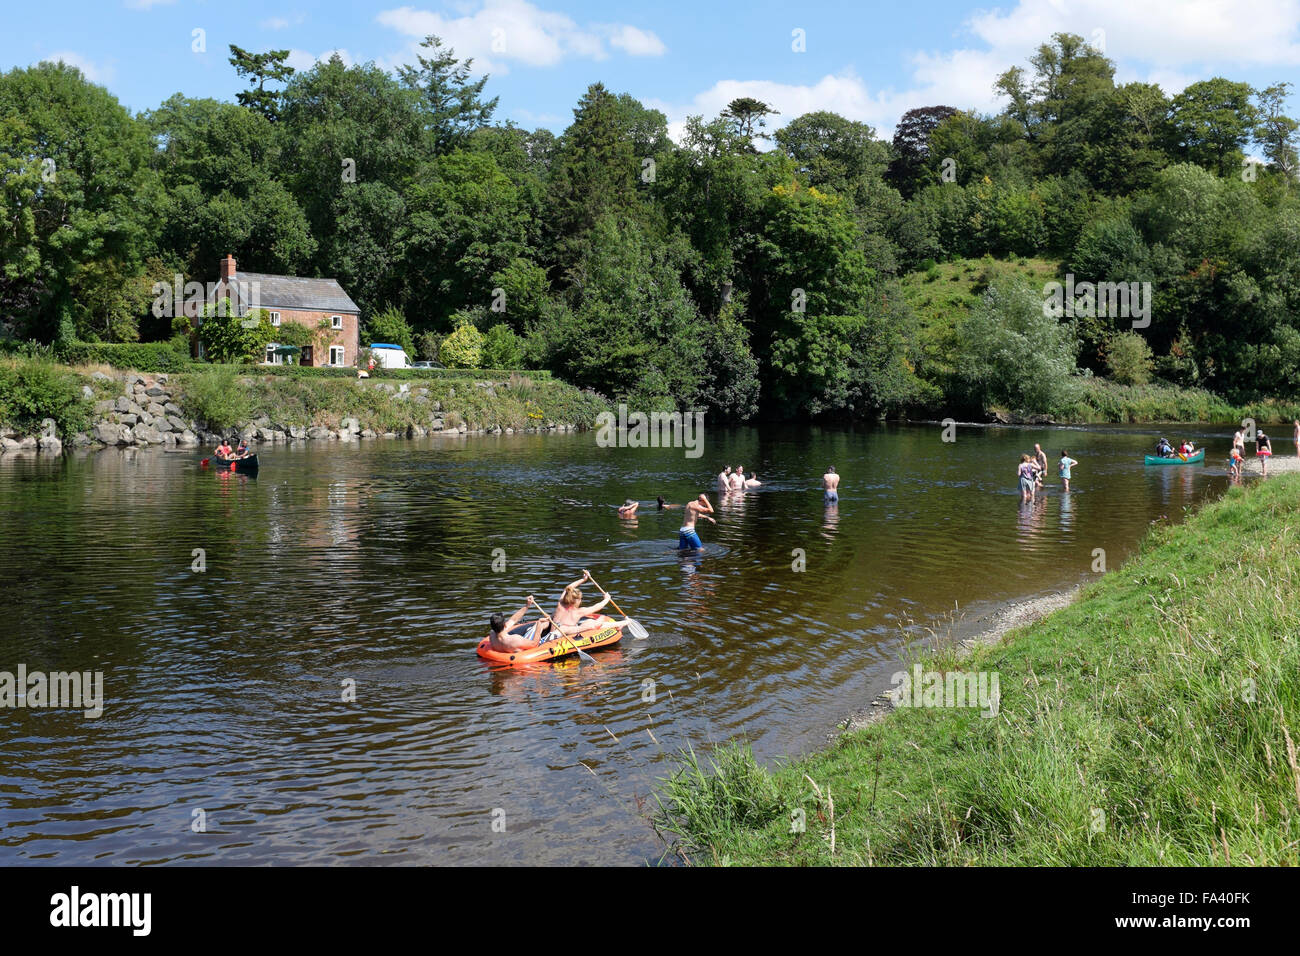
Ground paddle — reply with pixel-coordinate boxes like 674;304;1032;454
529;598;598;666
585;572;649;639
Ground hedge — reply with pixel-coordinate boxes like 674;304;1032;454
202;364;553;381
53;340;194;372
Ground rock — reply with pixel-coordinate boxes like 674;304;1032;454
114;396;133;413
71;432;92;446
457;423;468;434
154;418;173;432
484;387;496;398
288;425;307;440
307;426;332;440
398;383;410;393
505;427;514;435
157;374;168;385
253;415;271;427
37;435;62;454
139;411;155;426
340;417;361;433
114;413;139;427
432;401;442;412
147;402;167;416
409;424;426;438
94;422;125;445
81;385;94;399
360;429;377;439
91;371;112;382
447;387;455;398
240;425;258;441
413;394;429;404
381;431;397;439
94;400;115;415
177;431;199;446
491;426;503;435
0;438;20;453
132;423;163;445
163;402;183;417
167;415;188;432
257;427;276;441
161;432;177;446
145;386;166;397
429;418;444;431
414;388;428;397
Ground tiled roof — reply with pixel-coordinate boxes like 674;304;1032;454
210;273;360;314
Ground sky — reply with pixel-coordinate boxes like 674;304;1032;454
4;0;1299;139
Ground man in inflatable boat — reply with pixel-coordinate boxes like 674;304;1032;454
485;572;637;653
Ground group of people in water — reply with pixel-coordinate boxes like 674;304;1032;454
1017;443;1078;501
1229;427;1274;477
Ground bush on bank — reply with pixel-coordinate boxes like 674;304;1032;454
654;476;1300;865
0;357;92;437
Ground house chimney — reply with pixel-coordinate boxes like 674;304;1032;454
220;254;236;281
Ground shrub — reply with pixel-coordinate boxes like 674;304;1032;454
415;331;442;363
198;306;275;364
1105;331;1155;385
54;340;193;372
365;305;415;356
0;357;91;436
178;367;253;429
440;323;484;369
480;324;524;369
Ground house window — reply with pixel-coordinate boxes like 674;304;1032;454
331;315;343;330
330;345;345;366
266;343;283;365
269;311;281;327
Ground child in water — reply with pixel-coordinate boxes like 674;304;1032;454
1058;450;1079;493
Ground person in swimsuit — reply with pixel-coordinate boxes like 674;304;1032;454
742;468;761;488
717;466;732;492
1232;429;1245;459
729;468;745;491
823;466;839;502
618;499;639;518
1017;455;1037;502
656;496;682;510
486;599;539;653
215;440;233;459
1058;450;1078;493
1033;444;1048;489
1257;430;1272;475
679;494;716;550
1229;445;1244;478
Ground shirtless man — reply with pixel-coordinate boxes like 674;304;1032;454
717;466;732;491
617;499;639;518
678;494;716;550
485;598;539;653
1033;444;1048;489
729;468;745;491
738;466;761;488
823;466;840;502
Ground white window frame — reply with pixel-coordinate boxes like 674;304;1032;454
331;315;343;330
330;345;345;366
269;311;281;327
266;343;283;366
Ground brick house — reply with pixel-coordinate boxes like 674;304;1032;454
202;255;361;367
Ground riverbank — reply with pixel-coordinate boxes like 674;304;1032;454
0;358;608;453
653;475;1300;865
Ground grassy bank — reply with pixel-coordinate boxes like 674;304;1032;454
0;357;608;439
654;476;1300;865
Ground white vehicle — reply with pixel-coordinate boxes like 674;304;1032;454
367;343;412;369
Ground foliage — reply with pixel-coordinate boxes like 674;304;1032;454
480;324;523;369
0;356;91;436
364;305;415;355
440;322;483;368
1104;331;1155;385
197;305;275;364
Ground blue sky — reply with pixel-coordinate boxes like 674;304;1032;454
5;0;1299;138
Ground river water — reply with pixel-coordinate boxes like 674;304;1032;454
0;424;1235;864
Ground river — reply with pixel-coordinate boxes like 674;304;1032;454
0;423;1234;864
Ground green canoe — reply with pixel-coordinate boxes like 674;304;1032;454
1144;449;1205;465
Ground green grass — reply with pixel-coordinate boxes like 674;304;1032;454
1065;378;1300;426
655;476;1300;865
174;369;608;433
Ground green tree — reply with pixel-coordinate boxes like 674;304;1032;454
1104;331;1155;384
1170;78;1258;177
397;35;498;156
720;97;779;149
440;321;483;368
227;45;295;121
1254;82;1299;181
364;305;414;355
481;324;524;368
198;305;275;363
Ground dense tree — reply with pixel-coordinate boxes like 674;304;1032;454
227;45;295;121
397;35;498;156
1170;78;1258;177
888;105;958;197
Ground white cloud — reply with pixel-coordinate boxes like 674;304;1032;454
606;25;666;57
124;0;175;9
39;51;115;85
286;48;353;72
376;0;665;75
664;0;1300;144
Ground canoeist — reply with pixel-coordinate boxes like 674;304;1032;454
679;494;716;550
486;599;541;653
551;571;614;635
215;440;233;459
1156;437;1174;458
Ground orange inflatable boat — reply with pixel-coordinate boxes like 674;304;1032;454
476;614;622;665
